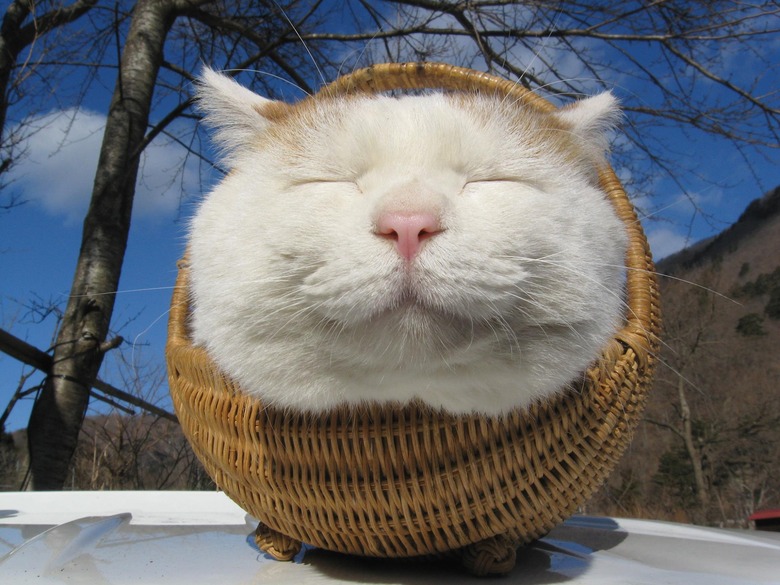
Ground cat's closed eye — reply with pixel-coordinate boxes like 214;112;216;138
465;178;529;186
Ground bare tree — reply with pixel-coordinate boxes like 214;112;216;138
70;355;208;490
24;0;202;490
643;265;722;520
23;0;336;490
70;413;211;490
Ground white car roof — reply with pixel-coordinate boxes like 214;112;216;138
1;491;778;584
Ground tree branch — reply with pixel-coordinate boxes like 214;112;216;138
0;327;176;423
643;417;686;442
662;40;780;117
9;0;99;53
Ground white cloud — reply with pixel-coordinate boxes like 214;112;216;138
7;108;199;224
646;226;690;260
8;109;102;223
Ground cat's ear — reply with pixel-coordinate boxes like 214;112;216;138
196;67;283;164
553;92;621;164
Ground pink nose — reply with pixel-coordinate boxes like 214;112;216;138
376;212;442;260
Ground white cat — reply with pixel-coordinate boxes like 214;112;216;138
188;67;627;416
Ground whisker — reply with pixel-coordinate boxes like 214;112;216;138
575;258;740;306
272;0;326;87
225;68;312;97
69;285;178;299
499;253;718;400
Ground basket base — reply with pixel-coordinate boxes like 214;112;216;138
461;534;518;576
254;521;518;576
255;522;302;561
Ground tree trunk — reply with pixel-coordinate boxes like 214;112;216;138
25;0;180;490
678;376;709;513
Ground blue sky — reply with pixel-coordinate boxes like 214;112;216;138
1;4;779;433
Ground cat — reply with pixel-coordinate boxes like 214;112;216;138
187;67;627;416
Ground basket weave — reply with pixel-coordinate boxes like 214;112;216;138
166;62;661;576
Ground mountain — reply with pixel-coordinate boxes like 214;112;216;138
657;185;780;275
589;185;780;527
655;184;780;356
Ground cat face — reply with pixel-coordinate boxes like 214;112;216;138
188;68;627;415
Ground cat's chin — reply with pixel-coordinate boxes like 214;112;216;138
371;295;459;333
347;301;494;367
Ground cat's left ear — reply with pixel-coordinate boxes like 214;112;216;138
196;67;285;165
553;92;621;164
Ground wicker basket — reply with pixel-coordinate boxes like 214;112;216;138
166;62;661;576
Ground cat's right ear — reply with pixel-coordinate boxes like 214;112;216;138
196;67;282;164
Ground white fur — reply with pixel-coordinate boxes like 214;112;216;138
189;68;627;416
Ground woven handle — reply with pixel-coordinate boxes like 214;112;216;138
320;62;554;113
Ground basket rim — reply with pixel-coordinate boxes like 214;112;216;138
318;62;556;113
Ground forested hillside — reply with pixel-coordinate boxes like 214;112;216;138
589;186;780;527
